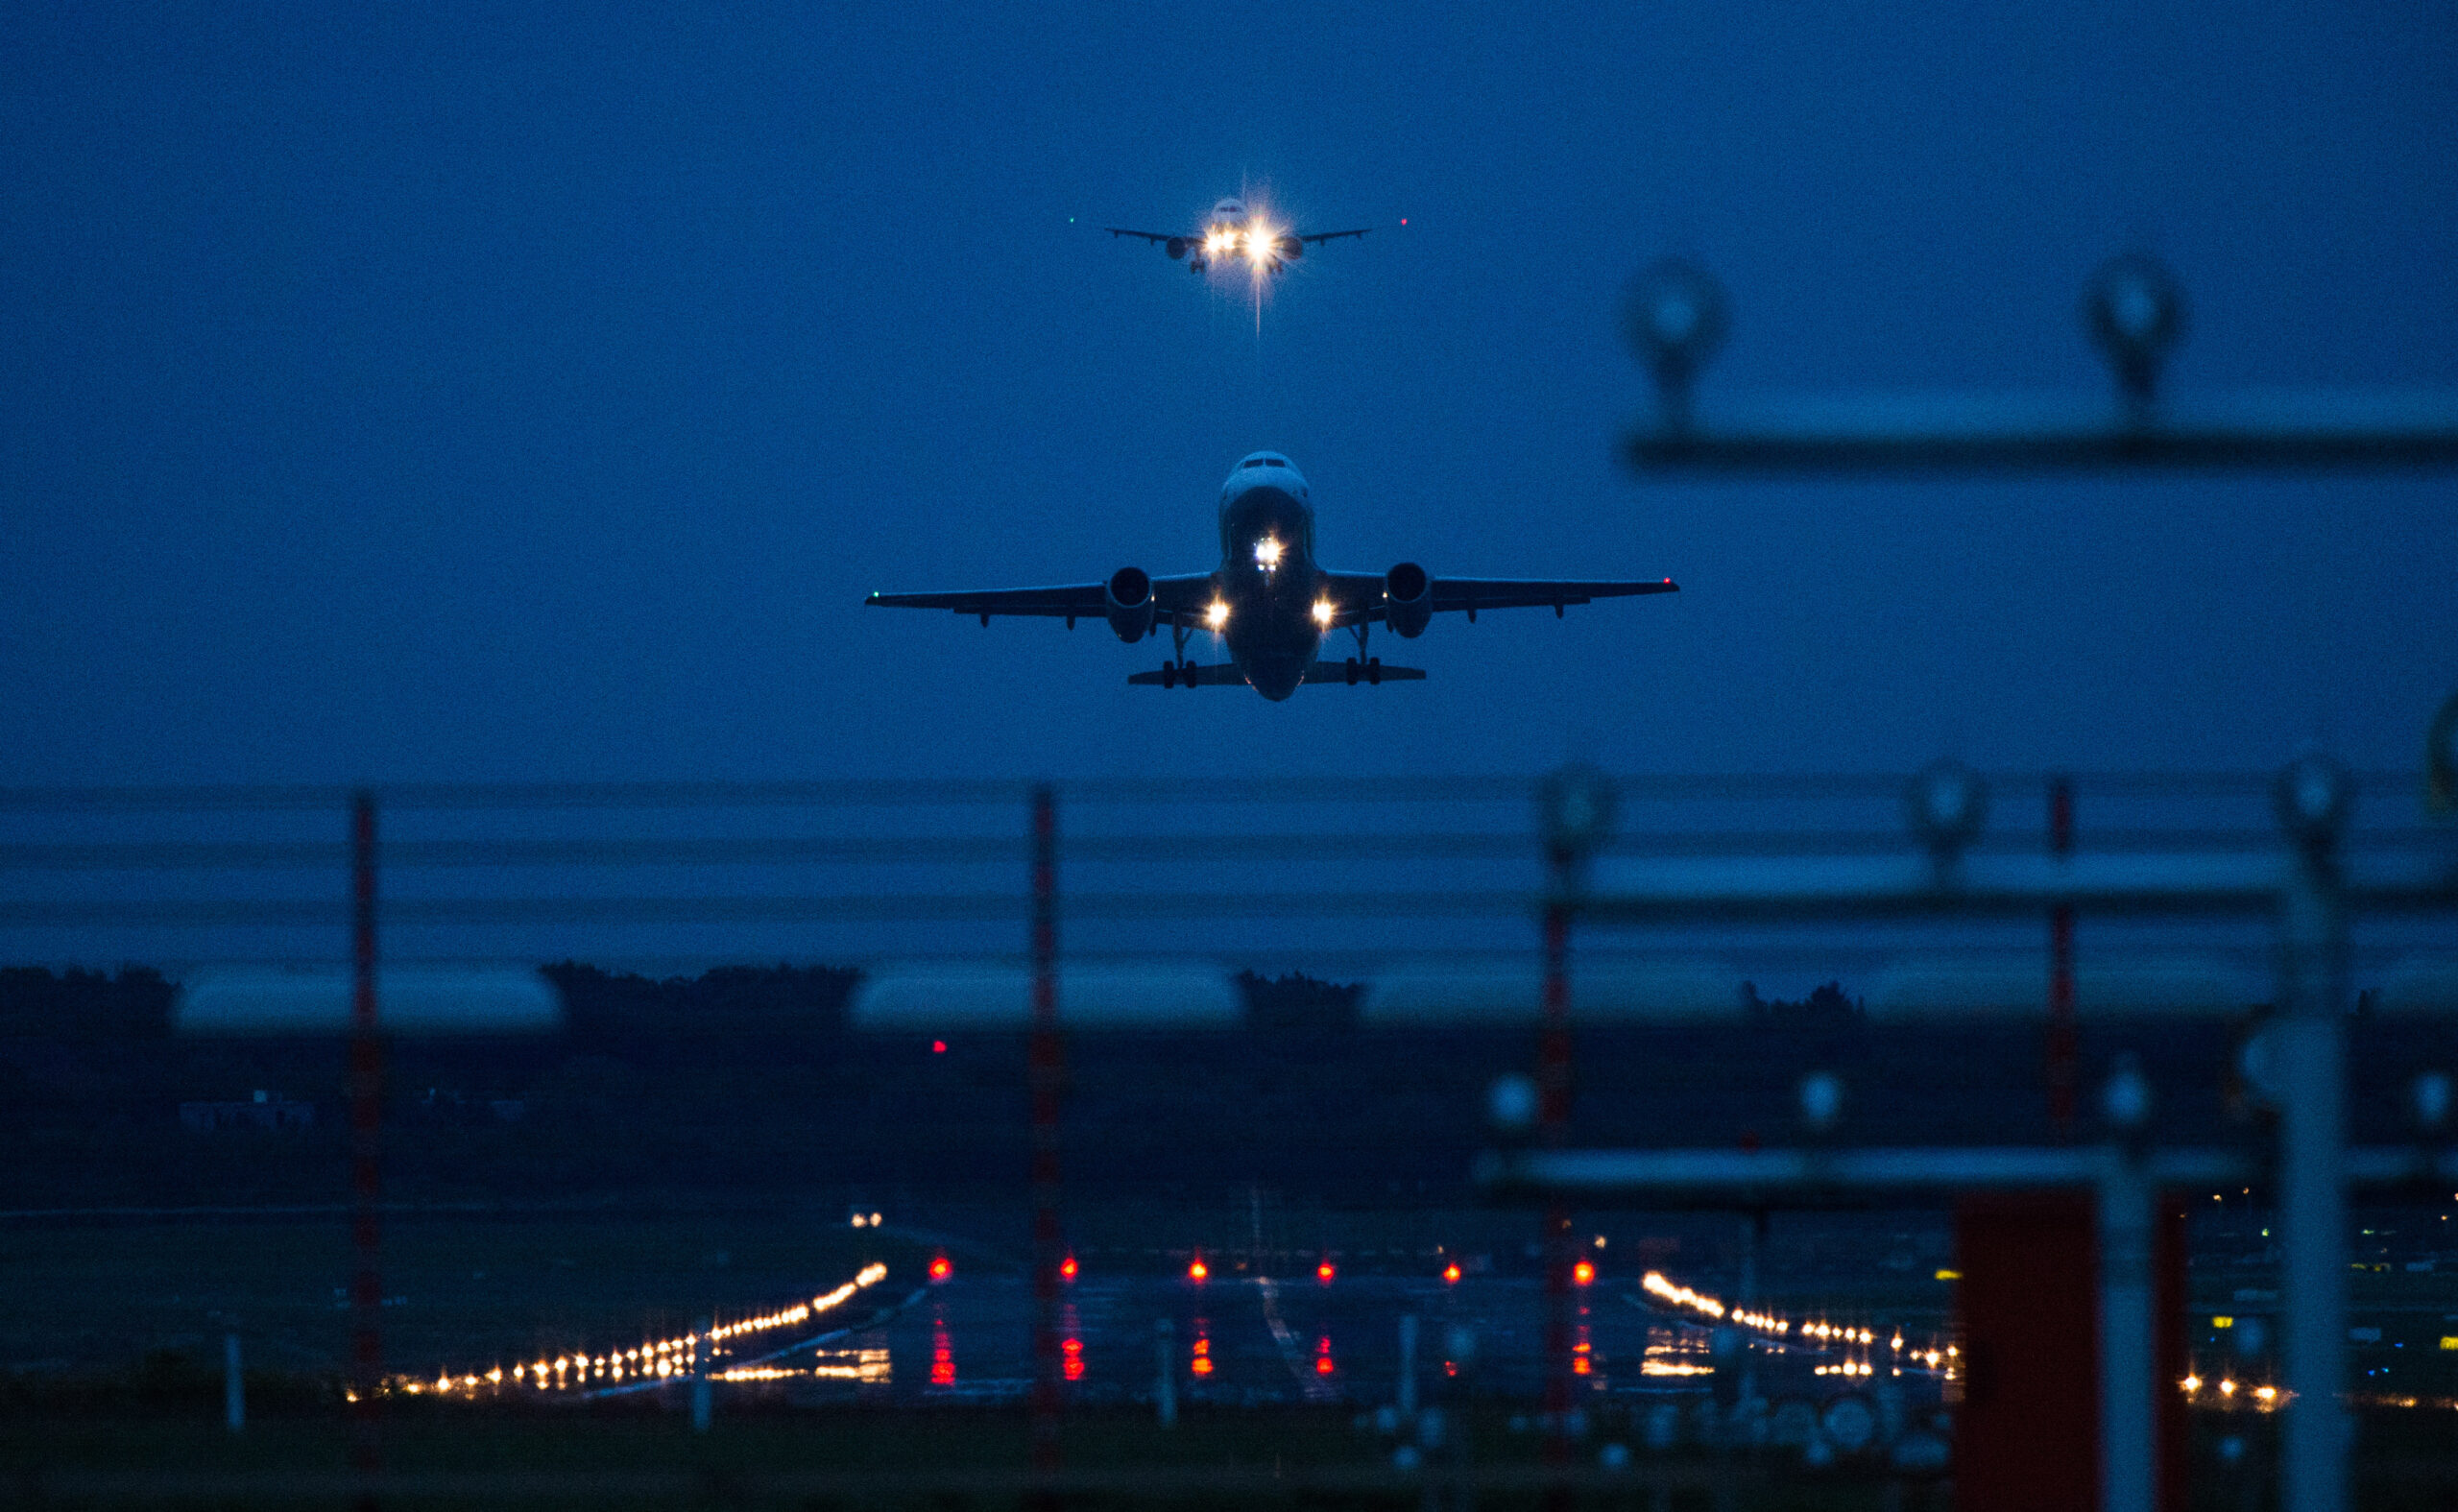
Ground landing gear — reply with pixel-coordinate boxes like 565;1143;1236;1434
1163;615;1200;688
1346;623;1381;685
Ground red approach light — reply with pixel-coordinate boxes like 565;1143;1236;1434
931;1039;947;1054
928;1256;952;1283
1573;1260;1596;1286
1059;1256;1078;1283
1313;1336;1335;1376
1188;1258;1209;1283
1315;1260;1336;1284
1442;1262;1463;1284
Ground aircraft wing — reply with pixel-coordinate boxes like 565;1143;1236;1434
1104;228;1181;245
1297;228;1373;245
866;574;1217;626
1318;572;1678;625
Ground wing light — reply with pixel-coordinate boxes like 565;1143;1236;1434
1312;599;1334;627
1205;601;1229;631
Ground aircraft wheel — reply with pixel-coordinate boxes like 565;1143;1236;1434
1161;660;1177;688
1181;661;1199;688
1367;657;1383;686
1344;657;1359;686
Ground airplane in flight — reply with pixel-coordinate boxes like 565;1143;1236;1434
1106;197;1371;276
865;452;1679;701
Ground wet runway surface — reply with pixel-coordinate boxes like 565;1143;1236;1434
784;1272;1939;1412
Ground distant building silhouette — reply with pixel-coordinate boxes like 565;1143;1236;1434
179;1089;314;1133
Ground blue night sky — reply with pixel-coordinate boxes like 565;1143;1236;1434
5;3;2454;787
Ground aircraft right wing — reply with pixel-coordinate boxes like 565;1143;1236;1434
1104;228;1182;245
1315;572;1679;625
1297;228;1373;245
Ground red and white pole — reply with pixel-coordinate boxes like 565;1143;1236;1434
1028;784;1064;1487
348;791;383;1507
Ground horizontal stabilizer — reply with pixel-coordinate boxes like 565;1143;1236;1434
1304;660;1425;684
1125;661;1245;686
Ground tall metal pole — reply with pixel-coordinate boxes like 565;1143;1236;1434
2099;1060;2157;1512
2275;761;2350;1512
348;791;382;1509
1028;784;1065;1493
2047;777;2079;1136
1540;852;1575;1500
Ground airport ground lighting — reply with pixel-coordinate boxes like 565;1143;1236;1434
1623;255;2458;472
1489;747;2458;1512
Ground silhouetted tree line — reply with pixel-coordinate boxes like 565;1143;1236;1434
1739;979;1866;1029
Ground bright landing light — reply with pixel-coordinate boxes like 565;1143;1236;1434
1205;601;1229;631
1312;599;1334;627
1255;537;1283;568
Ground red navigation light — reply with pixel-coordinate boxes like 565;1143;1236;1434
931;1039;946;1054
1573;1260;1596;1286
1188;1258;1208;1283
1059;1256;1078;1282
1315;1260;1336;1284
1443;1262;1463;1284
928;1255;952;1283
1313;1336;1335;1376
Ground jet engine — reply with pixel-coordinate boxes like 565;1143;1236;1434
1385;562;1433;637
1166;237;1188;260
1276;235;1304;260
1105;566;1156;642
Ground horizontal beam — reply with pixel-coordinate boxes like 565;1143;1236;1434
1478;1144;2458;1202
1570;852;2458;923
1624;392;2458;474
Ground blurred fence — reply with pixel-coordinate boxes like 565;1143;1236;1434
2;764;2454;1511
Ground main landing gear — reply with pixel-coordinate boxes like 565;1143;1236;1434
1159;617;1200;688
1342;620;1381;684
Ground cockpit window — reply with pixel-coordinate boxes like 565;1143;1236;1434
1242;458;1267;468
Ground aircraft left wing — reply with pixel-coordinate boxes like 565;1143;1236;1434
1104;228;1180;245
1297;228;1373;245
867;574;1217;626
1316;573;1678;626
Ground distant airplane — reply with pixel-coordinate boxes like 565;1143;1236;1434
1105;197;1371;276
865;452;1679;701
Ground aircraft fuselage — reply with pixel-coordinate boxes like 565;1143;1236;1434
1212;455;1323;700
